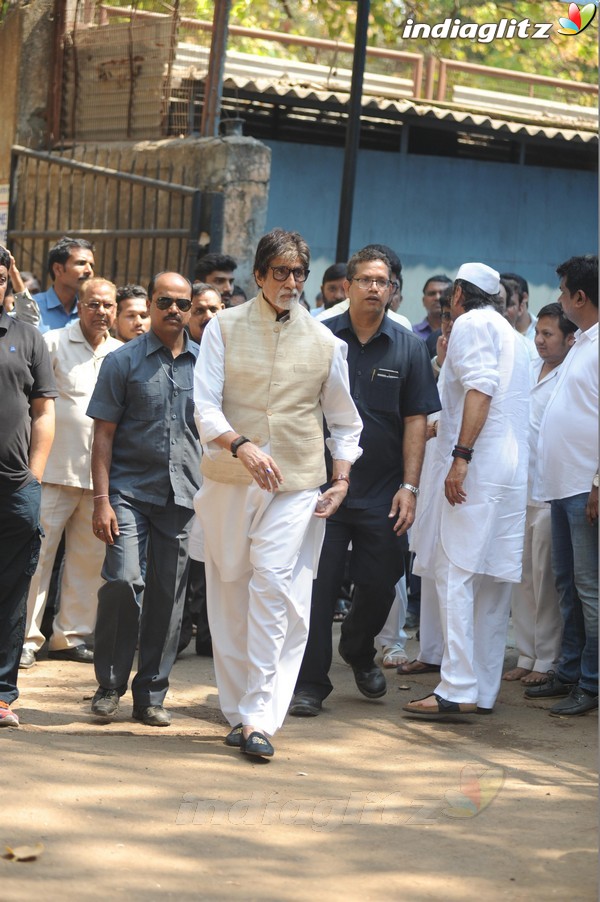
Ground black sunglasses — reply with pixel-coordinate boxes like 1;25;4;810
155;296;192;312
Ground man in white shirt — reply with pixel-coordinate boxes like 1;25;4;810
525;255;598;716
20;279;122;667
502;303;575;686
403;262;530;719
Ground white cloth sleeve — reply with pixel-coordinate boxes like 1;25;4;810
322;338;363;464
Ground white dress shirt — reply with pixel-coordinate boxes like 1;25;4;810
533;322;598;502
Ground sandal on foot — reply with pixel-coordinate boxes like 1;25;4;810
382;645;408;668
240;731;275;758
502;667;531;681
396;659;440;675
403;693;477;719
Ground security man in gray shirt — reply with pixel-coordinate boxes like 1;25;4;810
87;271;200;727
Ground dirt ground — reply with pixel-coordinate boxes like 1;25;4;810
1;626;597;902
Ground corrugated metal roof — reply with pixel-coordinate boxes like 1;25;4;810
217;75;597;145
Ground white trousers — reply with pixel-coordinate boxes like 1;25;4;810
417;575;444;665
433;546;512;708
24;484;104;652
376;575;408;651
510;505;562;673
196;479;324;736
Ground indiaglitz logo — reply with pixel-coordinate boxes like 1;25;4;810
441;764;505;818
402;3;598;41
557;2;597;34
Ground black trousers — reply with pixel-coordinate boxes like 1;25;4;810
295;502;407;701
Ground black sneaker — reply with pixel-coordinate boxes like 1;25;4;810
91;687;121;717
523;672;573;699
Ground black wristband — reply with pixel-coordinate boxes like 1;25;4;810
231;435;251;458
452;446;473;462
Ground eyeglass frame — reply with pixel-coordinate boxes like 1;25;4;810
269;265;310;283
351;277;391;291
81;300;117;312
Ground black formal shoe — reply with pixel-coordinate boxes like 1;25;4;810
132;705;172;727
225;723;243;747
353;666;387;699
48;645;94;663
91;687;120;717
240;731;274;758
476;707;494;715
523;672;573;699
549;687;598;717
289;692;322;717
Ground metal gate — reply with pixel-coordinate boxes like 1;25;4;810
7;145;223;288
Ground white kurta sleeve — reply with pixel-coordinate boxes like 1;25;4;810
321;338;363;464
450;313;501;397
193;316;234;455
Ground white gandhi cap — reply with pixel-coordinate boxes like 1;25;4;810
455;262;500;296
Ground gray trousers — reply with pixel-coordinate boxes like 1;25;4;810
94;493;193;706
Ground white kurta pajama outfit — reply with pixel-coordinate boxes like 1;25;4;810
510;358;564;674
23;323;122;653
418;308;530;708
194;293;362;736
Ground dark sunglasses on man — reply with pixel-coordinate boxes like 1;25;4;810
155;296;192;312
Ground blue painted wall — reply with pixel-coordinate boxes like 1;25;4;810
264;140;598;322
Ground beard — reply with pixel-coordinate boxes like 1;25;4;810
272;286;300;311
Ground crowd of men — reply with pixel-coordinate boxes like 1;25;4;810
0;233;596;759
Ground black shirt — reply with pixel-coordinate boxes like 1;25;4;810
324;311;441;508
0;308;57;494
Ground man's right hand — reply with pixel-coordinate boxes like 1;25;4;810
236;442;283;492
92;497;120;545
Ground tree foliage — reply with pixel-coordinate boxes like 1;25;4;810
191;0;597;85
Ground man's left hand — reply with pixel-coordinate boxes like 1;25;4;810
388;487;417;535
586;485;598;524
313;483;348;519
445;458;469;506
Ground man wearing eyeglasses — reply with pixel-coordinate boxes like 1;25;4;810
194;228;362;759
19;278;123;669
87;271;201;727
290;247;440;717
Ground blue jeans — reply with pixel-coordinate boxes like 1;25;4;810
0;480;42;703
551;494;598;694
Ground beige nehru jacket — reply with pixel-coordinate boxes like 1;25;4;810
43;322;123;489
201;292;337;491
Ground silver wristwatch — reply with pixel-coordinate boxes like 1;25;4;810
593;473;599;488
400;482;420;497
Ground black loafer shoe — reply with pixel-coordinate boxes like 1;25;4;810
549;687;598;717
240;731;274;758
289;692;322;717
48;645;94;664
523;672;573;699
132;704;171;727
354;666;387;699
225;723;243;747
91;687;121;717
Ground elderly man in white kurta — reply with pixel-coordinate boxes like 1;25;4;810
21;279;122;667
194;229;362;759
404;262;530;719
